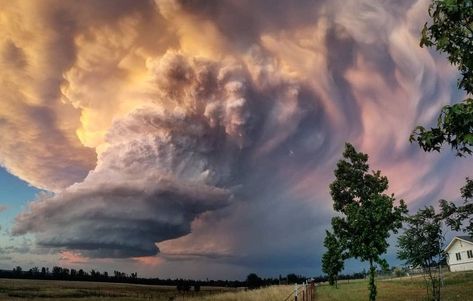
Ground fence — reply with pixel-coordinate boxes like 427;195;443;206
283;281;316;301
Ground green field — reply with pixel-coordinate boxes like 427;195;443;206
1;271;473;301
316;271;473;301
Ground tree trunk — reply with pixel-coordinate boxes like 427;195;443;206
368;259;377;301
427;265;441;301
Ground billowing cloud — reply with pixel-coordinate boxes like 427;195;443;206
1;0;471;276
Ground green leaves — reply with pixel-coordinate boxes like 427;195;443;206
410;99;473;156
425;0;473;93
321;230;344;287
397;206;444;301
330;144;407;263
329;143;407;301
397;206;444;267
412;0;473;154
441;178;473;235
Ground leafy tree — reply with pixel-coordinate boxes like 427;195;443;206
330;143;407;301
398;206;445;301
410;0;473;156
321;230;344;288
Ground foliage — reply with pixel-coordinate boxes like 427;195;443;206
246;273;263;290
321;230;345;288
440;177;473;235
329;143;407;301
397;206;445;301
411;0;473;255
411;0;473;156
420;0;473;94
410;99;473;156
392;267;407;278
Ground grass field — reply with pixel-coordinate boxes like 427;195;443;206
316;271;473;301
0;271;472;301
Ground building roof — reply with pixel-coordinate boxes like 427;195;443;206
445;236;473;252
457;236;473;243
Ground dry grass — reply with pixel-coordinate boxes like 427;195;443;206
184;285;293;301
0;279;293;301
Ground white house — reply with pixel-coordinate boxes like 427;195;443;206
445;236;473;272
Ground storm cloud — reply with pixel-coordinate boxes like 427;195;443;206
1;0;470;275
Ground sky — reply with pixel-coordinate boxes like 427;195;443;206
0;0;472;280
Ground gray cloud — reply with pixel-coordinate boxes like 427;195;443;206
14;178;230;257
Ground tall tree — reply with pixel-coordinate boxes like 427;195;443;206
321;230;344;288
330;143;407;301
410;0;473;155
398;206;445;301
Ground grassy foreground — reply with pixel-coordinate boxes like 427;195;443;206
317;271;473;301
186;285;293;301
0;271;472;300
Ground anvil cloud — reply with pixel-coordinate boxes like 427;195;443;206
1;0;471;276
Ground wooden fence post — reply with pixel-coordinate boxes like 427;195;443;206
307;282;310;301
294;283;298;301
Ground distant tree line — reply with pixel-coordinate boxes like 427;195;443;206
246;272;365;290
0;266;365;289
3;266;241;287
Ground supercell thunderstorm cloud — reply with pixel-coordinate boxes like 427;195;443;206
0;0;471;277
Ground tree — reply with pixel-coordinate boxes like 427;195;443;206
52;266;63;278
410;0;473;156
246;273;263;289
410;0;473;253
13;266;22;275
321;230;344;288
330;143;407;301
398;206;444;301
